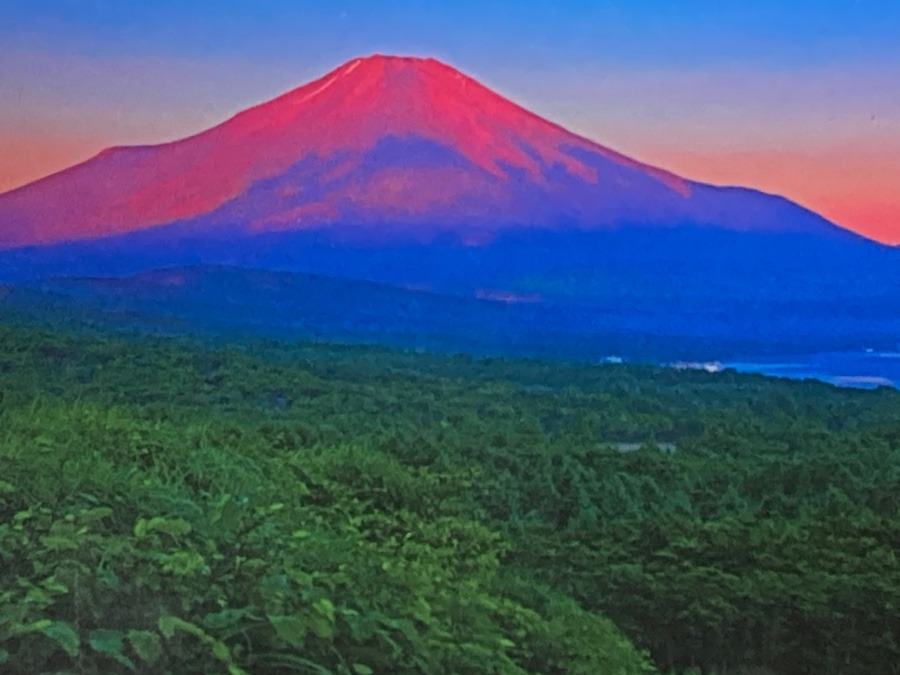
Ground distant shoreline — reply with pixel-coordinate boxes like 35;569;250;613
720;351;900;389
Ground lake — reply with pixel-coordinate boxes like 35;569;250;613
722;351;900;389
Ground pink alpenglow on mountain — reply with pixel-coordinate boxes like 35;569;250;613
0;54;852;250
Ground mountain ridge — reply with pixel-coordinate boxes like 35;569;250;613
3;261;898;370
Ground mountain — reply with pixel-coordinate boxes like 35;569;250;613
1;54;897;366
0;54;854;250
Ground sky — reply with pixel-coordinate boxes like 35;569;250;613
1;1;899;243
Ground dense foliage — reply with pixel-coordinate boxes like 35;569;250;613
0;323;898;673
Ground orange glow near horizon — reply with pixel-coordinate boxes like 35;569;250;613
0;133;103;194
644;146;900;245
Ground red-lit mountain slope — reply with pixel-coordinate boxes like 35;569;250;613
0;54;851;250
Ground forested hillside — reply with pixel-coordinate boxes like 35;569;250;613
1;323;897;673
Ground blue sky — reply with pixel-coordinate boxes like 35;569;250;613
4;1;899;67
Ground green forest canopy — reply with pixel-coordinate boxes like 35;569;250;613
0;323;898;673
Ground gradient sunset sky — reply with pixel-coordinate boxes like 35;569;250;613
2;1;898;243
